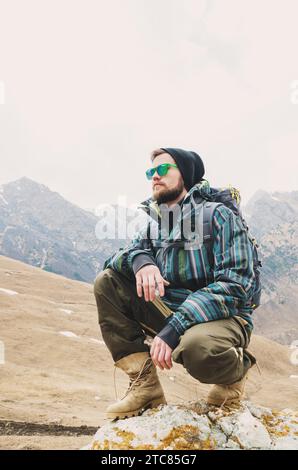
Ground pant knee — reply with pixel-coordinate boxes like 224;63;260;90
93;268;114;296
174;333;232;383
94;269;118;327
183;339;213;380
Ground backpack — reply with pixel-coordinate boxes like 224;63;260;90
201;185;262;310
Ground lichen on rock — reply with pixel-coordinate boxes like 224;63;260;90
89;400;298;451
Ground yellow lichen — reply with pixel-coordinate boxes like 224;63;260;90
158;425;215;450
91;441;101;450
261;415;293;438
91;425;215;450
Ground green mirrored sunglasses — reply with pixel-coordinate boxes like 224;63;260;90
146;163;178;180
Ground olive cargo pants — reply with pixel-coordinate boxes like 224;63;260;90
94;268;256;385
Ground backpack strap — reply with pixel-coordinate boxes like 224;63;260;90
203;202;223;269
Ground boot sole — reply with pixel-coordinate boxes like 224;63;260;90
106;397;167;420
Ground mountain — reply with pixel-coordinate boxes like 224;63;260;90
0;255;297;450
244;189;298;239
0;177;129;283
243;190;298;344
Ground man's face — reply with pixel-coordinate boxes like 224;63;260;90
151;153;186;205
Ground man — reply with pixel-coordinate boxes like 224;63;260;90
94;147;257;420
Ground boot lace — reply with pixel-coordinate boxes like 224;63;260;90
113;356;153;401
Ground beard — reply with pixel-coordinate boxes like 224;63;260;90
153;177;185;205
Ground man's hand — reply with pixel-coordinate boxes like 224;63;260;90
136;264;170;302
150;336;173;370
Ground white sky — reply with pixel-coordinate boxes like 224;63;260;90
0;0;297;210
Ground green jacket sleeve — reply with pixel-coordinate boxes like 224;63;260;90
103;223;156;279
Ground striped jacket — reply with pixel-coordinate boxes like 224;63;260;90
103;180;256;347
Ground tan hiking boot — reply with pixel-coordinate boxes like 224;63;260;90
207;372;249;407
207;347;260;407
106;352;167;420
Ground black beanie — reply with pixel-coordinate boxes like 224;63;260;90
160;147;205;191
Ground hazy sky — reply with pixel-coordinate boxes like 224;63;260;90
0;0;297;210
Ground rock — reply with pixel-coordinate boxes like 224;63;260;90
225;438;241;449
272;436;298;450
245;401;273;420
217;409;272;449
88;401;298;450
